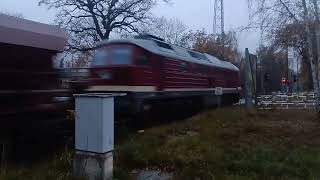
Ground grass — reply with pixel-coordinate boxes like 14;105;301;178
2;108;320;180
0;148;84;180
115;108;320;180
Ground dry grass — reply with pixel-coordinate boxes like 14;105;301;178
215;109;320;148
2;108;320;180
0;150;84;180
115;108;320;180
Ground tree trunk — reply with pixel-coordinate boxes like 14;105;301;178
311;0;320;112
302;0;319;111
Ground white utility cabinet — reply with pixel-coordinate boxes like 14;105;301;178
74;93;124;154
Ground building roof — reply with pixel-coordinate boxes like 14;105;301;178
97;37;239;71
0;14;68;51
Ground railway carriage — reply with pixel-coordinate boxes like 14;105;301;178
0;14;69;116
89;35;241;114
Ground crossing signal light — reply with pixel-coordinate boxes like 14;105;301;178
282;78;288;85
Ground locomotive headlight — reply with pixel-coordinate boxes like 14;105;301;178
97;70;112;79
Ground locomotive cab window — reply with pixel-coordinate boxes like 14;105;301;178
111;48;132;65
92;47;132;66
92;48;108;66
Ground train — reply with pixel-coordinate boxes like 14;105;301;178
0;14;69;116
88;34;241;115
0;13;241;117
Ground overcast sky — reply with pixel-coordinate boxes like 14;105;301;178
0;0;260;52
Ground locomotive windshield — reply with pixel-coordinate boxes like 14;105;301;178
110;48;131;65
93;49;108;66
92;47;132;66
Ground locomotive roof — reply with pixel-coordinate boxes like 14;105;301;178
0;13;68;51
97;37;239;71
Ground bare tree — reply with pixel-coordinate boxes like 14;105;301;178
39;0;168;67
140;16;191;47
245;0;301;35
301;0;318;94
39;0;163;51
247;0;320;111
246;1;315;80
272;22;314;89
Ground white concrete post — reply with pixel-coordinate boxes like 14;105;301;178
73;93;125;180
215;87;223;107
244;48;254;109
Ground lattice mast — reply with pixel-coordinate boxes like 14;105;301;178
213;0;225;37
213;0;225;59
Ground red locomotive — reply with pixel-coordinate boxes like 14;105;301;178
89;34;241;114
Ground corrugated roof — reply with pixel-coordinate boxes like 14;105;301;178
0;14;68;51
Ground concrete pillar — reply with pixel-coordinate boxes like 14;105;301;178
73;151;113;180
244;48;254;108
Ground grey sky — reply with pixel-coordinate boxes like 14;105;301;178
0;0;260;52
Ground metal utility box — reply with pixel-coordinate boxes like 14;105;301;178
74;93;124;154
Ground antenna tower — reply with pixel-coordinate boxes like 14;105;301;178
213;0;225;37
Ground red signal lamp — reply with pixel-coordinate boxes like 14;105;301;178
282;78;289;84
